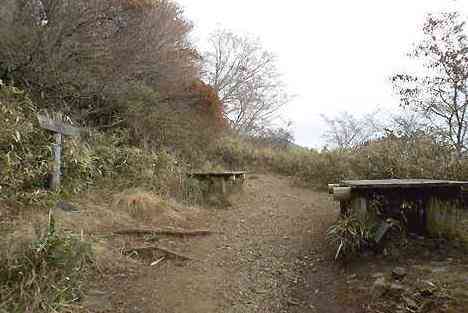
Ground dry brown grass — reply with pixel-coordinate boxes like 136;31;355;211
53;188;203;234
0;186;209;312
112;189;186;225
0;211;92;313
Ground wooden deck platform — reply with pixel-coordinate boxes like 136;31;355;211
329;179;468;235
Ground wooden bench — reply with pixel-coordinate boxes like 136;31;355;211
329;179;468;235
189;171;247;194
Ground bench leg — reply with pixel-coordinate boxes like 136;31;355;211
220;178;226;195
340;200;351;215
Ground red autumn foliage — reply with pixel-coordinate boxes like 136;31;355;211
189;80;226;130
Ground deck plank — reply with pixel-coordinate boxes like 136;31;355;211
340;179;468;189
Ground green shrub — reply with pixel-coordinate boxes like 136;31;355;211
211;135;258;170
326;215;372;260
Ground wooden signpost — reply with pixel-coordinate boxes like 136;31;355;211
37;114;82;191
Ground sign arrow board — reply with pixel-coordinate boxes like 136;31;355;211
37;114;81;137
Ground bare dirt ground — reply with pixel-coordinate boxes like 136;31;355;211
84;174;468;313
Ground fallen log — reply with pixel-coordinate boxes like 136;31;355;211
114;228;214;237
122;245;193;261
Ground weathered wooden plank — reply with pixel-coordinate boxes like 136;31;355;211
114;228;214;237
340;179;468;189
220;177;226;194
328;184;340;194
37;114;81;137
189;171;248;177
332;187;352;201
50;133;62;191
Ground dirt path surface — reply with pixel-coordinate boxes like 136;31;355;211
94;174;362;313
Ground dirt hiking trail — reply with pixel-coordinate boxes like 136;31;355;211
90;174;367;313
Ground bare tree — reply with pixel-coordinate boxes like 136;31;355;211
0;0;199;125
392;12;468;158
203;29;288;133
388;111;429;139
251;120;295;149
322;111;382;150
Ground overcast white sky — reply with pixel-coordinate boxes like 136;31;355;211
177;0;468;148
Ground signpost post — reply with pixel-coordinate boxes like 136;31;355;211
37;114;81;191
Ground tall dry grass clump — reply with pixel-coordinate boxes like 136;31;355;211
112;189;193;227
0;212;92;313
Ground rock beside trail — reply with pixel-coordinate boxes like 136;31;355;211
366;253;467;313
